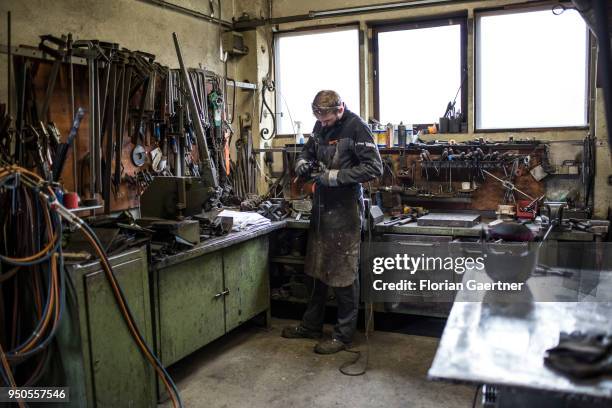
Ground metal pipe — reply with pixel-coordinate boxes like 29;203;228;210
311;0;455;17
233;0;457;29
137;0;232;28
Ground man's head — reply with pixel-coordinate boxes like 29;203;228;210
312;90;345;128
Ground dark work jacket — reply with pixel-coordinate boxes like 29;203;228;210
297;109;383;287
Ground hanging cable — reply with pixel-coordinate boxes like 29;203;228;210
0;164;182;408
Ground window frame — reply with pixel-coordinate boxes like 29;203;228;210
372;15;468;130
474;5;592;132
273;23;362;136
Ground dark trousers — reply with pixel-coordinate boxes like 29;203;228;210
301;276;360;344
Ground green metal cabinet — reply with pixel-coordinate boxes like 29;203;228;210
57;246;156;408
223;237;270;331
154;252;225;366
153;235;270;368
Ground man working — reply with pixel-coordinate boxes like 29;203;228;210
282;90;383;354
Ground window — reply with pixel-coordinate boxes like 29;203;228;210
374;19;465;126
274;27;360;134
476;8;589;130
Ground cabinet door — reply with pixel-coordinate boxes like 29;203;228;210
223;237;270;331
84;254;156;408
156;252;225;366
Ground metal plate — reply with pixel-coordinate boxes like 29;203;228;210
417;213;481;228
429;299;612;400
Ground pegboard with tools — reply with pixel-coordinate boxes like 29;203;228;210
373;140;549;213
0;32;246;214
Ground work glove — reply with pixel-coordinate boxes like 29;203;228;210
295;160;311;178
315;169;339;187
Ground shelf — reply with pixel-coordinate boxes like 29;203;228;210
378;143;545;155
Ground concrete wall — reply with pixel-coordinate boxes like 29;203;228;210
267;0;611;218
0;0;241;102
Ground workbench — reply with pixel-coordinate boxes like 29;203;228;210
276;215;606;317
374;217;606;317
56;222;284;407
375;220;600;241
151;222;284;367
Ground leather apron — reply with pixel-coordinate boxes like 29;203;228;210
304;183;363;287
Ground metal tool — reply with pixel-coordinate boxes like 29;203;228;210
52;107;85;181
38;34;67;121
482;169;534;201
131;144;146;167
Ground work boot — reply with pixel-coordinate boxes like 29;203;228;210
314;338;351;354
281;325;323;339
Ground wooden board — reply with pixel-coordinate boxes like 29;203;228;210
378;147;546;212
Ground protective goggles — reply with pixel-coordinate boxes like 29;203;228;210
311;103;342;116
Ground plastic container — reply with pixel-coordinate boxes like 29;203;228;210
295;121;304;144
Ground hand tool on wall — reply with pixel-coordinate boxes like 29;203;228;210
103;63;117;213
52;107;85;181
114;53;134;196
38;34;67;121
73;40;100;202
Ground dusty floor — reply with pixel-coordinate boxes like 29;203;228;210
162;318;474;408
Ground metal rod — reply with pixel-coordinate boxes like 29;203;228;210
88;54;96;199
482;169;534;201
172;32;218;187
68;34;78;192
94;57;102;193
137;0;232;28
233;0;456;29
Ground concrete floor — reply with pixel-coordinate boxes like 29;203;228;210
162;318;474;408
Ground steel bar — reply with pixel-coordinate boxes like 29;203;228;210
103;64;116;213
68;34;78;192
94;57;102;193
87;52;96;199
482;169;534;201
172;32;218;188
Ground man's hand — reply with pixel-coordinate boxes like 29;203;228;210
295;160;312;178
315;169;339;187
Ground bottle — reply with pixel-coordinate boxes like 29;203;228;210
386;123;393;148
398;122;407;147
295;121;304;144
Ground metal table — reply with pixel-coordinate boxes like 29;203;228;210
429;295;612;402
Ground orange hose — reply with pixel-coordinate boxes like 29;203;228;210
82;231;179;408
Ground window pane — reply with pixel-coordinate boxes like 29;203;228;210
378;24;462;125
275;28;360;134
477;9;588;129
